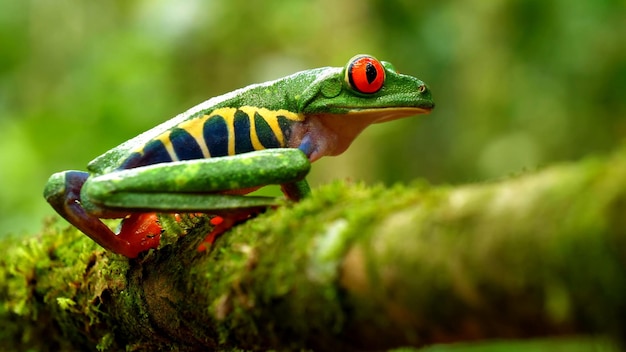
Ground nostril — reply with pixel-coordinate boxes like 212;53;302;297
418;84;427;93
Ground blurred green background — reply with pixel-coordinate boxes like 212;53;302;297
1;0;624;237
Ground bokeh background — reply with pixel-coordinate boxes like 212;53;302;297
1;0;624;237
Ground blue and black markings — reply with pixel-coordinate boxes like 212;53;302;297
233;109;254;154
117;107;304;171
170;128;204;160
253;112;280;149
203;116;229;157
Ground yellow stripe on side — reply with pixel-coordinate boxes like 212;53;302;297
238;106;265;150
134;106;303;160
154;131;179;161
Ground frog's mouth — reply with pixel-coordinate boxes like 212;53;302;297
327;105;433;134
348;106;433;124
303;106;433;160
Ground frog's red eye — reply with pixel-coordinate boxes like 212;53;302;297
345;55;386;94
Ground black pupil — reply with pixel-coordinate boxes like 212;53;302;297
365;62;377;84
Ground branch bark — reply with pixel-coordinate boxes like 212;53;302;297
2;149;626;351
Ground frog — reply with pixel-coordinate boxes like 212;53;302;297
43;54;434;258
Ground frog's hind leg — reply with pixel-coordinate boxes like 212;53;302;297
82;149;310;213
44;171;147;258
196;210;264;252
81;149;311;251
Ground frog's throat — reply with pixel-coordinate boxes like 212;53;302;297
298;106;432;161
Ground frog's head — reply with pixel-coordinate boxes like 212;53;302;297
296;55;434;158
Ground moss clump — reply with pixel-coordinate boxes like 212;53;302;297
0;218;131;350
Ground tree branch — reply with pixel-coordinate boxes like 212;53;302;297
2;150;626;351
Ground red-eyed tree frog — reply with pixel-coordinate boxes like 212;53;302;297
44;55;434;258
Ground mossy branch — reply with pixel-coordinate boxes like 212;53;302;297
2;149;626;351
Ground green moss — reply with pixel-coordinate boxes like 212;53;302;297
182;180;458;348
3;151;626;349
416;336;620;351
